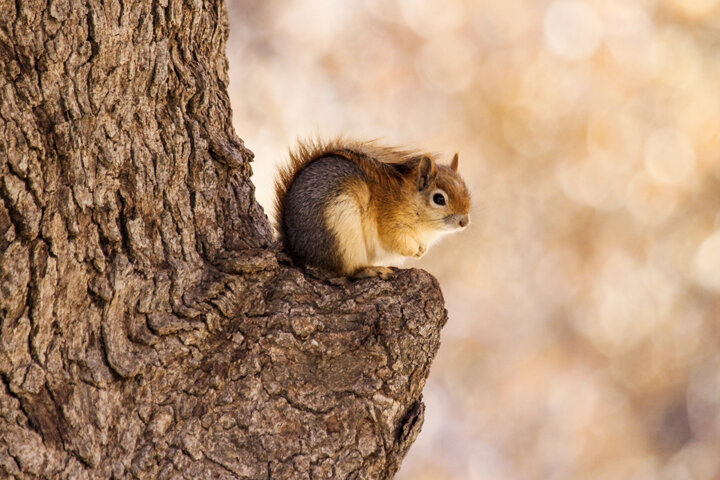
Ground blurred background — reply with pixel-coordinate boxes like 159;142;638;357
226;1;720;478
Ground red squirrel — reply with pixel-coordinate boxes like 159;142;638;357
274;139;471;278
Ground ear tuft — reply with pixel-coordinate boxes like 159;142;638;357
451;153;459;172
417;156;437;191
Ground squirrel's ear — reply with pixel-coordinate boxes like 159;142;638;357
451;153;459;172
417;156;437;191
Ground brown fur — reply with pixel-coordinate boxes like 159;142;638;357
274;138;427;241
274;138;470;277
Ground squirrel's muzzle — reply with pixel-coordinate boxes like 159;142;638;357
458;215;469;228
445;214;470;230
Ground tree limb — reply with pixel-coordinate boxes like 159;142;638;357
0;0;448;478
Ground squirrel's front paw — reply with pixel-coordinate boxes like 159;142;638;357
401;241;425;258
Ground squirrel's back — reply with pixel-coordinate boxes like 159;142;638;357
274;138;420;238
281;155;366;272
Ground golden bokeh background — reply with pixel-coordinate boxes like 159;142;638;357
226;1;720;478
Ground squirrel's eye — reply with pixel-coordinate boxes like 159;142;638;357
432;193;446;206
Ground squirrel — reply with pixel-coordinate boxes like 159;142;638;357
274;139;471;279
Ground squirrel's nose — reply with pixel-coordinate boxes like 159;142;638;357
458;214;469;228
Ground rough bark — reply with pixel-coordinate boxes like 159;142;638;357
0;0;447;478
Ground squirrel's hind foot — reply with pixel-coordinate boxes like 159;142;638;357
352;266;395;280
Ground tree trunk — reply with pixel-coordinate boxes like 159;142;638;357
0;0;446;478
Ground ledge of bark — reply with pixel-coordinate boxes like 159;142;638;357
0;0;448;478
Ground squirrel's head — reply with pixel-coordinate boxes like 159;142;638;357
415;154;471;232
